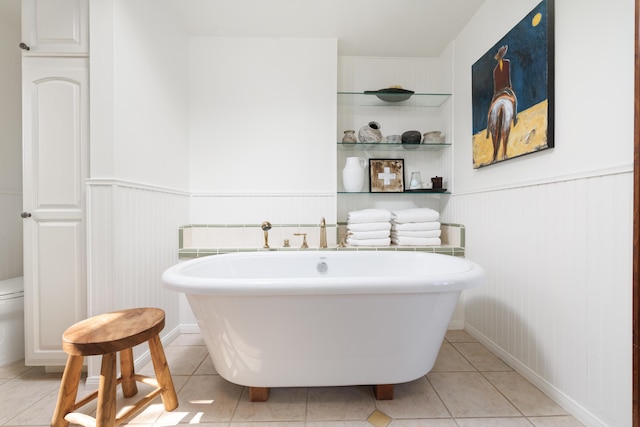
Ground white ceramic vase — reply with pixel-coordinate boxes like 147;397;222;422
342;157;366;192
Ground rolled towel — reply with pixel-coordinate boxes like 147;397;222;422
391;236;441;246
391;221;441;231
349;230;391;240
347;222;392;232
346;237;391;246
391;208;439;223
391;229;441;239
348;208;392;224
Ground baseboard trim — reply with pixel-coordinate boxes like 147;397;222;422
464;323;608;427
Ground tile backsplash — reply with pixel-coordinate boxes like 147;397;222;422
179;222;464;255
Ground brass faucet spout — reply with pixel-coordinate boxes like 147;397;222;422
319;217;327;248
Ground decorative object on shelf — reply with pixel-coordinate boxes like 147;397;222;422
364;86;415;102
342;157;366;192
386;134;401;144
369;158;404;193
342;130;357;143
409;172;423;190
422;131;446;144
431;176;443;189
358;121;382;143
401;130;422;150
471;0;554;168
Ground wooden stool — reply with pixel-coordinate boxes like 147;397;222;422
51;307;178;427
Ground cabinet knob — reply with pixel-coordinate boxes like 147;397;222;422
19;42;30;51
20;212;31;218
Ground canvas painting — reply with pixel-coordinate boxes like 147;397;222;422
471;0;554;168
369;159;404;193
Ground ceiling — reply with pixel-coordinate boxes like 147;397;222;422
167;0;486;58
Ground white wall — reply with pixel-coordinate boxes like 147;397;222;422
188;37;336;194
91;0;191;191
87;0;191;377
0;0;23;281
187;37;338;224
448;0;634;425
453;0;632;193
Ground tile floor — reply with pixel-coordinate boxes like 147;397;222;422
0;330;584;426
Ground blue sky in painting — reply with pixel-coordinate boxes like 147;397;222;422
471;0;551;134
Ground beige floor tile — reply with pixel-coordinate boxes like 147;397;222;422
194;354;218;375
305;422;371;426
232;387;307;422
0;333;587;427
231;422;305;427
444;330;478;343
3;385;60;426
431;342;475;372
389;420;457;426
455;417;534;426
452;342;512;371
427;372;520;418
169;333;206;347
306;386;375;421
528;416;586;426
0;377;61;424
375;377;450;419
139;345;209;377
154;375;243;424
484;371;568;417
0;360;32;379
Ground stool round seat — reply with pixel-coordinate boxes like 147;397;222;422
62;307;165;356
51;307;178;427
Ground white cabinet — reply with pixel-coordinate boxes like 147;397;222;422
21;0;88;366
21;0;88;55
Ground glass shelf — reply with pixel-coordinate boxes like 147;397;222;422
337;142;450;151
337;190;450;195
338;92;451;107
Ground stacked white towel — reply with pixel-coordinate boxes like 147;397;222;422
346;209;392;246
390;208;442;246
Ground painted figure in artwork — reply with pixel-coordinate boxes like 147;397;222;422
486;45;518;161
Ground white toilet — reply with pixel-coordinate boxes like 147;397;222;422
0;276;24;366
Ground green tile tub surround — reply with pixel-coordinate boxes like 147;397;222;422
177;223;465;258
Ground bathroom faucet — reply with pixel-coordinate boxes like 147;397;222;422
261;221;272;248
319;217;327;248
293;233;309;249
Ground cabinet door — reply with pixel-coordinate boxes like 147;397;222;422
22;57;88;365
21;0;88;55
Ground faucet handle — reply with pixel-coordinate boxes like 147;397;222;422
338;231;352;248
293;233;309;249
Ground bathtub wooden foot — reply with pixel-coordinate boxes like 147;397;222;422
373;384;394;400
249;387;270;402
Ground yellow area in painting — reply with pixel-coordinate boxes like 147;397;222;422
472;99;548;168
532;12;542;26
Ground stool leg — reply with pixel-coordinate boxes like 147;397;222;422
51;355;84;427
96;352;117;427
119;348;138;398
148;334;179;411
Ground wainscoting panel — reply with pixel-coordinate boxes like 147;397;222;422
443;172;632;426
86;180;189;377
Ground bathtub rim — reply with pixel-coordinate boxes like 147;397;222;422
162;251;484;296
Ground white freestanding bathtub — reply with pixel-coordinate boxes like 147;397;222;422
162;251;484;400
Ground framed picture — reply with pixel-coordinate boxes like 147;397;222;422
369;159;404;193
471;0;554;168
